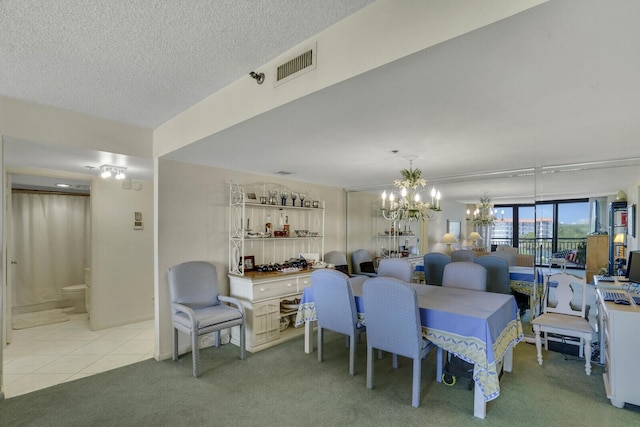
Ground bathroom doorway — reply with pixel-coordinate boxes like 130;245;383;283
7;173;91;340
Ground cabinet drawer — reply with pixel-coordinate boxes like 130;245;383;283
254;278;298;301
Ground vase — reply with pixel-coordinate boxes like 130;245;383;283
478;224;493;252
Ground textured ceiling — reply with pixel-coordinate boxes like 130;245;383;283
0;0;374;128
3;1;640;203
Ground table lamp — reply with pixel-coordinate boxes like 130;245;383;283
441;232;458;255
468;231;482;248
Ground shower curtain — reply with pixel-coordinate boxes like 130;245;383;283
11;192;91;308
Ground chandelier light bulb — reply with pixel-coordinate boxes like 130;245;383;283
414;193;420;202
101;170;112;178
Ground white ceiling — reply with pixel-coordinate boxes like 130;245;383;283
3;1;640;203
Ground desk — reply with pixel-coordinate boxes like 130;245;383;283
594;276;640;408
295;281;523;418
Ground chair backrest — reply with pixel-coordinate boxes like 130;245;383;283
451;249;476;263
442;262;487;291
377;258;413;282
167;261;220;311
352;249;376;275
543;273;587;318
490;250;516;266
311;269;358;335
496;244;518;254
325;251;349;275
474;255;510;294
422;252;451;286
363;277;423;359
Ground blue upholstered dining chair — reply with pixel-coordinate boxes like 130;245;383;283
377;258;414;282
363;277;438;408
311;269;366;376
351;249;378;277
422;252;451;286
475;255;511;294
451;249;476;263
325;250;350;276
442;261;487;291
490;250;516;267
167;261;246;377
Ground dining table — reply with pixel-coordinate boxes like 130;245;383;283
509;266;544;317
294;278;523;419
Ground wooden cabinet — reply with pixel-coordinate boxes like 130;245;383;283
229;271;311;352
597;289;640;408
586;234;608;282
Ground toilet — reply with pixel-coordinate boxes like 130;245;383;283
62;268;91;314
62;284;88;313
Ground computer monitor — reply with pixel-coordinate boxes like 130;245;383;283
625;250;640;283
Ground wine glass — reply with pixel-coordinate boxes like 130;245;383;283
291;192;298;207
300;193;306;207
281;191;288;206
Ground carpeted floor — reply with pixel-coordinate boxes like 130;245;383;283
11;309;69;330
1;331;639;426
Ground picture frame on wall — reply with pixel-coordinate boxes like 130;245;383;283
447;220;461;241
628;204;636;237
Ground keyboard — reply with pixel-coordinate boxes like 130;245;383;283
602;291;628;302
595;275;615;282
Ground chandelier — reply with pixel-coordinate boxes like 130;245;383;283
380;158;441;221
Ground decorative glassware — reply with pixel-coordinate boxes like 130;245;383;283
300;193;306;207
291;192;298;207
281;191;288;206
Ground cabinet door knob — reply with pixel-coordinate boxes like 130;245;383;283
287;283;292;287
260;287;265;292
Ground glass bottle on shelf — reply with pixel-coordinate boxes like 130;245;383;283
284;215;290;237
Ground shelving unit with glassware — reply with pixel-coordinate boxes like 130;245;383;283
228;181;325;352
608;201;627;276
374;210;420;259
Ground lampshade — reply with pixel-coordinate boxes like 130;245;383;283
441;233;458;244
614;233;626;244
468;232;482;241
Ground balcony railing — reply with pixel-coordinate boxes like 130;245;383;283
491;237;587;268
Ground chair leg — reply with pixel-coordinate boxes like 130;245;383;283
366;345;374;390
215;330;221;348
584;336;592;375
412;357;422;408
192;332;200;378
533;327;543;366
317;327;324;363
239;323;246;360
349;335;356;376
173;328;179;361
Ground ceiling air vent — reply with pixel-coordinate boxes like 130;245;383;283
274;42;317;87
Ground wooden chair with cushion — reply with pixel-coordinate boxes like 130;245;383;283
531;273;594;375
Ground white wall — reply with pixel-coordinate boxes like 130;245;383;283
156;158;346;359
90;176;154;329
153;0;546;157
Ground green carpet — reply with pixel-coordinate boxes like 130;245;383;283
1;332;638;426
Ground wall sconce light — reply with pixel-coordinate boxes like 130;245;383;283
100;164;127;180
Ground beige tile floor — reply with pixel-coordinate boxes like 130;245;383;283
2;312;154;398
